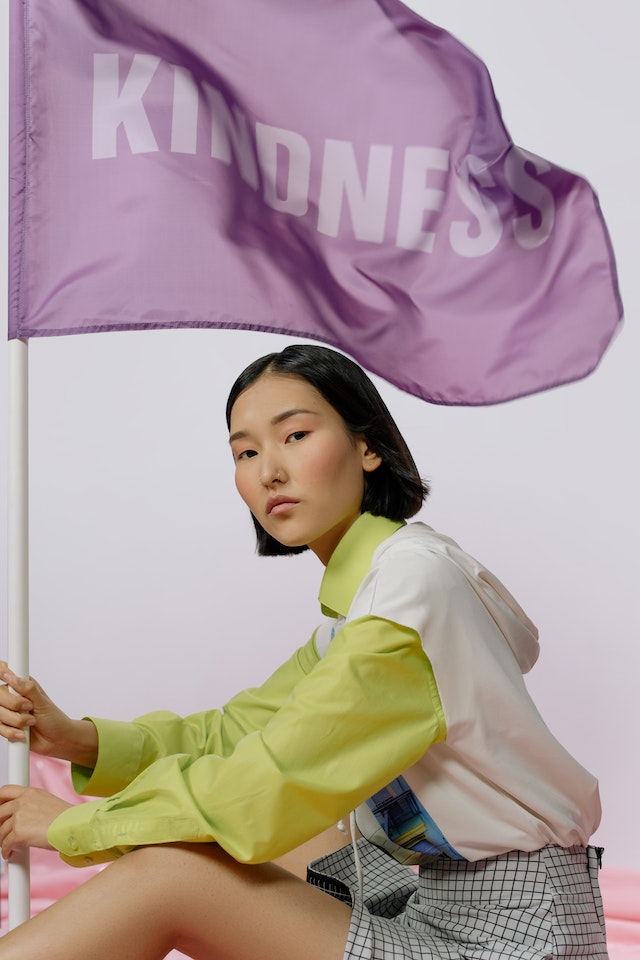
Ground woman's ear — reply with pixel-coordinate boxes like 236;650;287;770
361;443;383;473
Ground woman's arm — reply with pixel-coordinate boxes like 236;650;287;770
48;618;444;866
70;636;320;798
0;640;322;859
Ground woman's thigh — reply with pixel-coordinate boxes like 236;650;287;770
0;843;352;960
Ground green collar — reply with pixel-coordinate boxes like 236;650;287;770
318;513;405;618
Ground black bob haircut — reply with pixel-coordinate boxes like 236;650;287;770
226;344;429;556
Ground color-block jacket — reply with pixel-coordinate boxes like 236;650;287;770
48;514;600;867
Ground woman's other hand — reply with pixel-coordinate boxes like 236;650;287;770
0;785;71;858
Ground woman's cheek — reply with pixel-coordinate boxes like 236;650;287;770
234;468;254;508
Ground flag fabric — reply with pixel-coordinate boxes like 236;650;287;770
8;0;622;405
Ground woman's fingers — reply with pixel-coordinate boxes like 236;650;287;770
0;668;36;712
1;667;36;700
0;670;36;742
0;786;26;858
0;716;35;742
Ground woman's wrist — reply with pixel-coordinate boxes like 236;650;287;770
53;718;99;769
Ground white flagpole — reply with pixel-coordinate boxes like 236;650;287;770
7;337;30;927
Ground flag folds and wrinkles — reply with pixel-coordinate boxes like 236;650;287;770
8;0;622;404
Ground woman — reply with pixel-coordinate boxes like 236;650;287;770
0;345;608;958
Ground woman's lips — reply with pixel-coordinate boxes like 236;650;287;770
266;496;298;516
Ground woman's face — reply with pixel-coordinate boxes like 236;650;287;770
229;373;381;564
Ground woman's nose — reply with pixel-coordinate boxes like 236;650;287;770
259;459;284;487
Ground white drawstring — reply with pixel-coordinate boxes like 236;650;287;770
349;810;364;902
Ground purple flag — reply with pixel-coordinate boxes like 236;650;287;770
8;0;622;404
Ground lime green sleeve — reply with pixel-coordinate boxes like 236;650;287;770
48;617;445;867
70;636;321;799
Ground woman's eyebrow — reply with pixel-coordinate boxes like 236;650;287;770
271;407;318;426
229;408;318;444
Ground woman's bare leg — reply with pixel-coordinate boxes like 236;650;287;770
0;843;352;960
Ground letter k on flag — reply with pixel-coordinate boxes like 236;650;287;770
8;0;623;404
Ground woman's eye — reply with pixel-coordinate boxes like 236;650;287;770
287;431;308;443
236;449;258;461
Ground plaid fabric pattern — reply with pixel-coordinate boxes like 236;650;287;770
308;841;609;959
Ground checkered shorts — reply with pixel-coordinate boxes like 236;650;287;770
307;841;608;959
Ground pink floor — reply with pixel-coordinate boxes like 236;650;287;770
1;758;637;958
